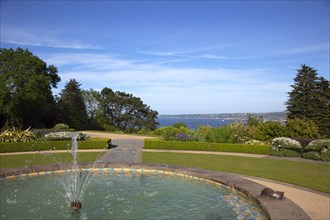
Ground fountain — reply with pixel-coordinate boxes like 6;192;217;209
0;132;309;219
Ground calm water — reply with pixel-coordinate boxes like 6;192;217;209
157;117;238;129
0;173;266;220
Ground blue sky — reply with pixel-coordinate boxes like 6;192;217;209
1;0;329;114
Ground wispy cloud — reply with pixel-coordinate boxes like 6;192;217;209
200;54;228;60
1;26;102;50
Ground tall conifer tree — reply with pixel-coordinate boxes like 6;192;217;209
58;79;88;130
286;65;330;137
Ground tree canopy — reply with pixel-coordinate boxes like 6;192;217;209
0;47;159;132
0;48;60;128
58;79;89;130
286;64;330;137
99;87;158;133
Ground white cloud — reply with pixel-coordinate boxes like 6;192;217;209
1;26;101;50
45;52;289;113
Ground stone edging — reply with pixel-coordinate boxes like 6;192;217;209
0;162;310;220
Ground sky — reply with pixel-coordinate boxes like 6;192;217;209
1;0;329;114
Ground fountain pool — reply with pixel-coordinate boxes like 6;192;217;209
1;168;267;220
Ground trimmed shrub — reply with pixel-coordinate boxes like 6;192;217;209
302;151;322;161
144;139;270;155
0;139;109;153
271;137;302;150
305;139;330;151
244;139;265;145
44;132;88;141
54;123;69;130
270;148;302;158
320;149;330;162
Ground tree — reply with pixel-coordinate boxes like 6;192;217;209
82;89;101;125
58;79;88;130
286;65;330;137
99;87;158;133
0;48;60;128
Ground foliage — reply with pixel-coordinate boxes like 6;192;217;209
302;151;322;161
244;139;266;145
286;64;330;138
254;121;286;141
142;152;330;193
247;113;263;127
204;126;237;143
271;138;330;162
270;148;302;158
144;139;270;155
82;89;100;123
197;125;213;142
172;121;188;129
44;132;88;141
229;121;253;143
271;137;302;150
58;79;89;130
285;118;320;139
0;139;108;153
0;127;35;143
98;87;158;133
54;123;69;130
0;48;61;128
305;139;330;151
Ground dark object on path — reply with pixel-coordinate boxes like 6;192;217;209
70;200;82;210
261;187;284;200
107;139;112;149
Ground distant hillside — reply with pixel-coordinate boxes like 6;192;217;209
159;111;287;122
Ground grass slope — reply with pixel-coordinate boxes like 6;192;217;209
142;152;330;193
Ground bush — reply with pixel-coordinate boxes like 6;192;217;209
270;148;302;157
244;139;265;145
144;139;270;155
204;126;237;143
230;121;253;143
305;139;330;151
254;121;286;141
302;151;322;161
54;123;69;130
285;118;320;139
271;137;302;150
0;127;35;143
44;132;88;141
0;139;109;153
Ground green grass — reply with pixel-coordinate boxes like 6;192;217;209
142;152;330;193
0;152;102;169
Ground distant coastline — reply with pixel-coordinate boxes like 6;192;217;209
158;111;287;122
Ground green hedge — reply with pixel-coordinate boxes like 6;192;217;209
0;139;109;153
270;148;302;158
144;139;270;155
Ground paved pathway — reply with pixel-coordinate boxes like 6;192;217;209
96;138;144;164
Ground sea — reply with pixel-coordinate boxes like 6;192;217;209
157;117;241;129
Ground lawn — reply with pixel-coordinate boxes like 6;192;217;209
0;152;102;169
142;152;330;193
